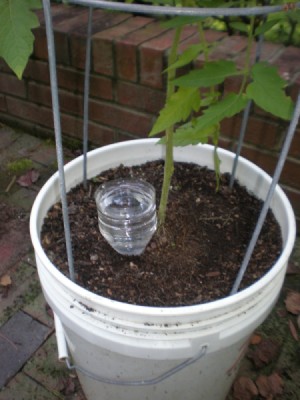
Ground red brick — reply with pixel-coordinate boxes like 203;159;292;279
282;186;300;232
235;40;283;70
139;25;195;89
6;97;53;128
59;90;83;116
36;3;81;28
88;122;116;146
70;36;87;70
115;21;168;81
241;145;300;189
28;82;84;116
69;12;132;70
0;94;6;112
33;25;70;64
52;8;94;68
57;66;83;92
289;126;300;158
283;186;300;217
60;112;115;145
55;8;90;32
200;35;248;63
272;46;300;81
179;29;225;54
60;112;82;138
139;31;174;89
93;16;153;76
281;158;300;189
0;58;11;74
56;67;113;100
0;73;26;98
89;99;153;136
89;74;114;100
33;6;83;63
288;77;300;102
33;27;48;60
116;81;165;113
54;31;71;65
35;3;64;26
221;114;281;150
241;146;277;176
224;75;244;94
23;59;50;84
27;82;51;106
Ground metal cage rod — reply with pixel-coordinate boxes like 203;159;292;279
42;0;75;281
229;29;265;188
83;6;93;189
42;0;299;290
230;91;300;295
69;0;300;17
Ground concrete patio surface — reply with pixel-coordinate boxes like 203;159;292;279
0;122;299;399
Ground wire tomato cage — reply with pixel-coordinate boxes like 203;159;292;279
42;0;300;292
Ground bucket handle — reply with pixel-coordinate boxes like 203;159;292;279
54;314;208;386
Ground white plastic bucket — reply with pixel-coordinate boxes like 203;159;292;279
30;140;296;400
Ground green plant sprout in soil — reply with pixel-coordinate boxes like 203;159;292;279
145;0;296;226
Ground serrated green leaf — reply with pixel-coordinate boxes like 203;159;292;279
159;93;247;146
246;62;294;120
192;93;248;131
165;44;205;72
0;0;42;79
149;88;201;136
163;122;216;146
173;60;238;88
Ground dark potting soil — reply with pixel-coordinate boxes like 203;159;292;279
41;160;282;307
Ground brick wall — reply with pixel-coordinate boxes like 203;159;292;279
0;3;299;230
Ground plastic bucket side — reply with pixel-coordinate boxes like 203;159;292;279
30;140;296;400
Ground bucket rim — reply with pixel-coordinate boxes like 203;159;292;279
30;139;296;318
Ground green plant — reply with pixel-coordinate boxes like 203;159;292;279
0;0;42;79
147;0;296;226
7;158;34;173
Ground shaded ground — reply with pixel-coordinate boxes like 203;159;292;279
0;124;299;399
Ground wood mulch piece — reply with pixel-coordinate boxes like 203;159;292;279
41;160;282;307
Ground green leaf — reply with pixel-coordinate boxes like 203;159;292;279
164;122;217;146
288;9;300;23
191;93;248;132
161;16;203;29
173;60;238;88
0;0;42;79
149;87;201;136
160;93;247;146
255;18;282;36
27;0;42;8
165;44;205;72
229;21;249;34
246;62;294;120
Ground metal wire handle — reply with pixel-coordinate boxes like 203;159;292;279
65;345;208;386
55;311;208;386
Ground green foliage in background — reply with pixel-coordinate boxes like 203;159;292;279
146;1;297;224
0;0;297;226
0;0;42;79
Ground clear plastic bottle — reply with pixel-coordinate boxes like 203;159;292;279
95;179;157;256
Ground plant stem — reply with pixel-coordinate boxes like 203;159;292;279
158;26;182;227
